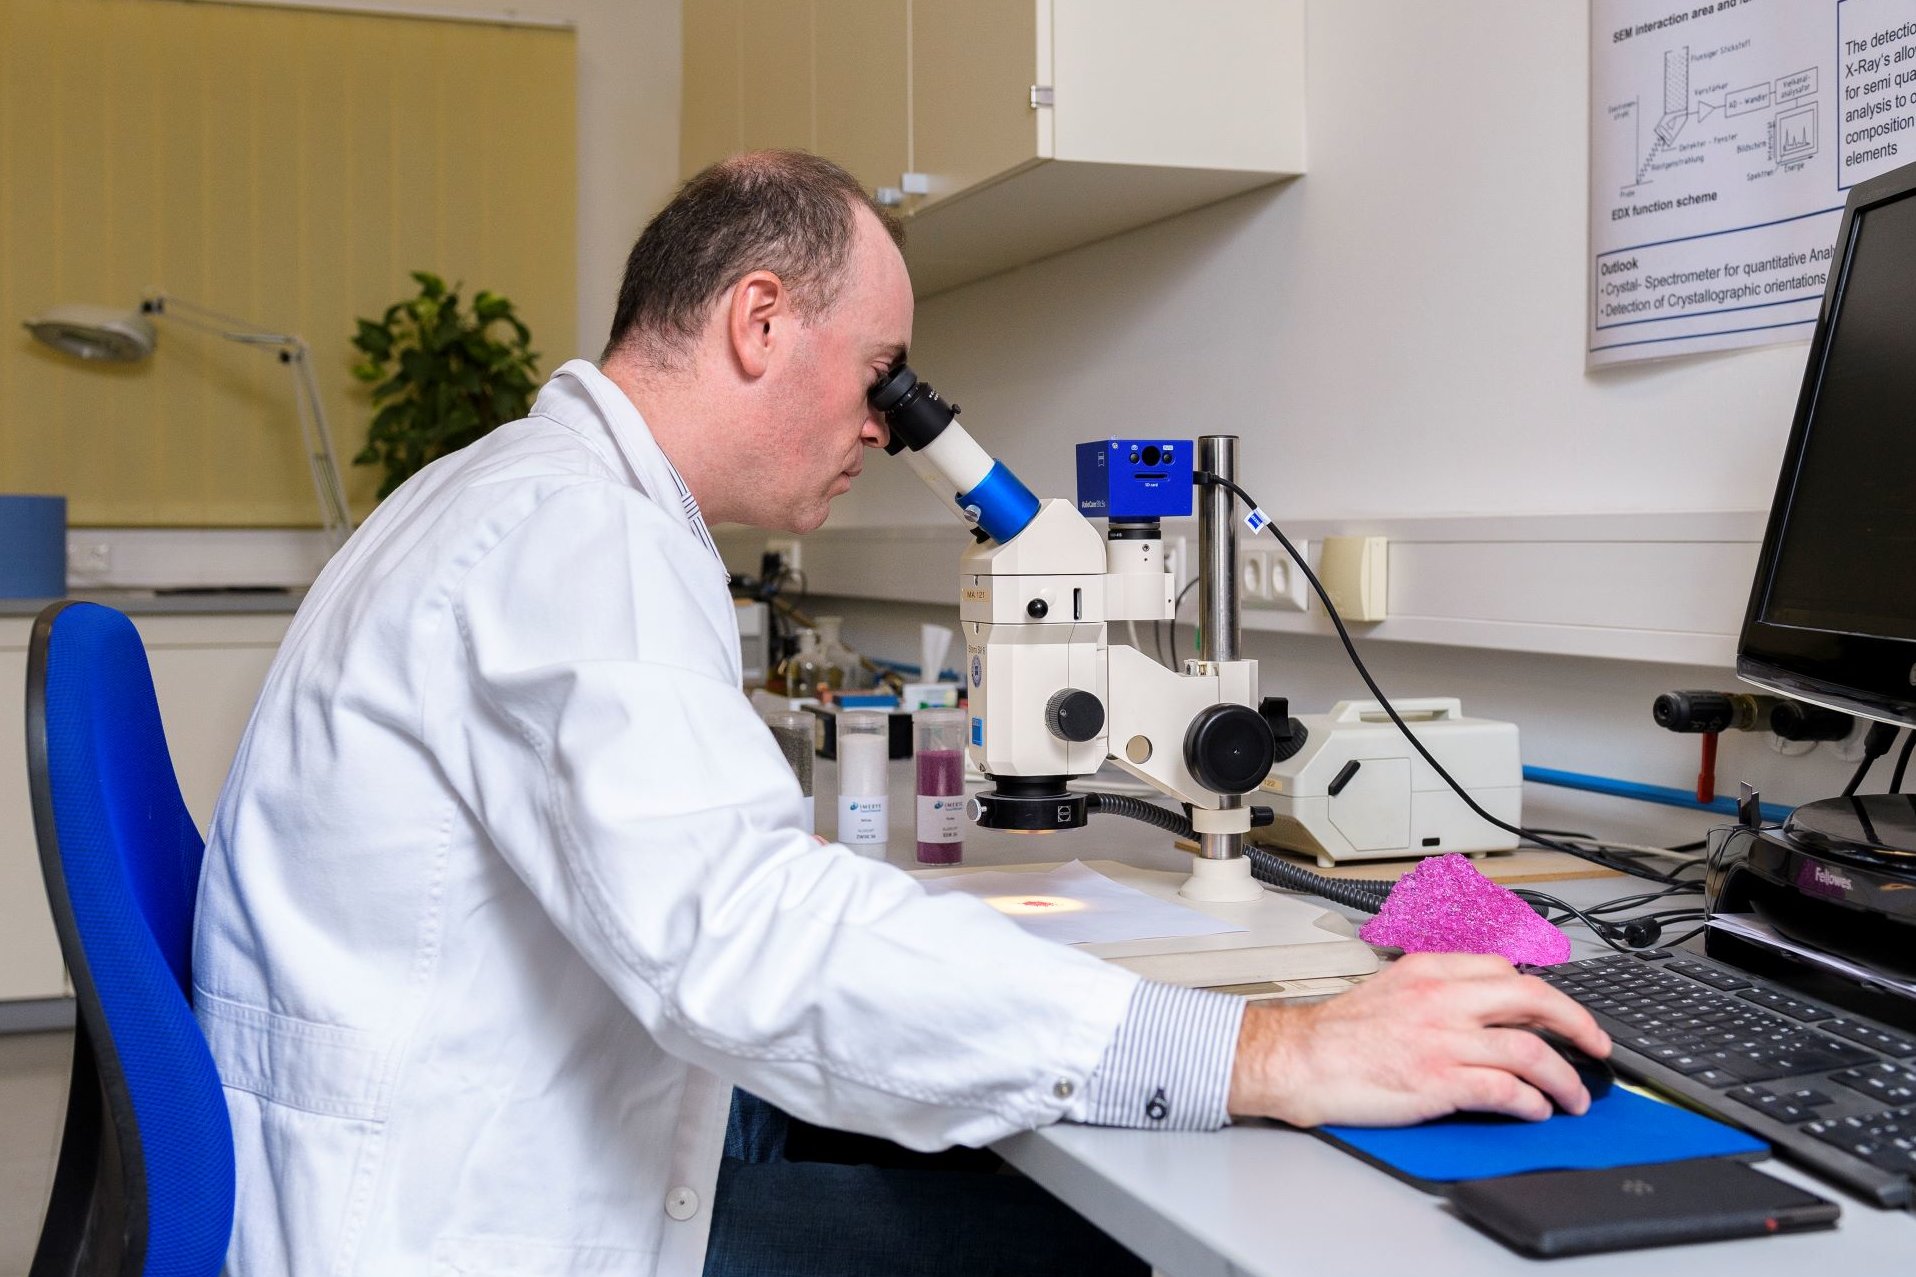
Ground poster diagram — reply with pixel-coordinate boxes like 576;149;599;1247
1588;0;1916;367
1618;47;1821;195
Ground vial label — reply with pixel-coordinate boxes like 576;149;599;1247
838;795;887;844
917;795;964;846
801;795;815;836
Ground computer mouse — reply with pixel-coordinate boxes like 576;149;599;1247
1527;1028;1615;1110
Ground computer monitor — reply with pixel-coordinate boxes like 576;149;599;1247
1738;160;1916;733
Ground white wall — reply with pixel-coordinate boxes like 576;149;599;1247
794;1;1877;837
832;1;1810;526
342;0;682;355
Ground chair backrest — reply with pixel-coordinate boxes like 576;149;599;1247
27;602;234;1277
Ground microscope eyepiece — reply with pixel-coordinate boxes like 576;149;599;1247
868;361;958;453
869;361;918;415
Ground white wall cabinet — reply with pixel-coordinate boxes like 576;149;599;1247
681;0;1306;294
1;611;288;1003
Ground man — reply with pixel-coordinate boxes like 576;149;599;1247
194;151;1605;1275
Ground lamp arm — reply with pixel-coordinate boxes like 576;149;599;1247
146;292;354;548
141;293;299;347
286;345;353;550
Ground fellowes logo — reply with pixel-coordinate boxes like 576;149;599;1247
1812;863;1854;892
1620;1178;1656;1197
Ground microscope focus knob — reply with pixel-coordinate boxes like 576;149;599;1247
1184;703;1277;796
1045;689;1106;743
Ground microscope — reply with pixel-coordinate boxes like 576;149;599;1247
871;364;1378;987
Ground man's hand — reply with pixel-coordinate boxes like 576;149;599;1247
1227;952;1611;1126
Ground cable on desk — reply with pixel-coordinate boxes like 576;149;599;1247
1082;777;1707;951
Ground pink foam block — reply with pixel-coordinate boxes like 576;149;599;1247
1358;853;1571;966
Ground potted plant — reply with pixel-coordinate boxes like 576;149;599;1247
350;271;541;499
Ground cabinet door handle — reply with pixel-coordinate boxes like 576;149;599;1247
1029;85;1054;109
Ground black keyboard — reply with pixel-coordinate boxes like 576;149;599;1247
1540;951;1916;1208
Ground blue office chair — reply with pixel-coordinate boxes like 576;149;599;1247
26;601;234;1277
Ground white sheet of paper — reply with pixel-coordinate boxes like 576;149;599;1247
921;860;1246;946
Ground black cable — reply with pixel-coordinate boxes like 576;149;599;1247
1245;846;1399;914
1890;729;1916;793
1517;827;1706;884
1526;828;1707;857
1842;722;1902;796
1582;883;1702;915
1193;470;1686;887
1082;794;1395;912
1083;792;1200;840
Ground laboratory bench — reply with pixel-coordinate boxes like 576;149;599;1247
815;755;1916;1276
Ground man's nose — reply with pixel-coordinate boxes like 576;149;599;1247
862;408;890;450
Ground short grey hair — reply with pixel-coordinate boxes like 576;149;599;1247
603;150;904;364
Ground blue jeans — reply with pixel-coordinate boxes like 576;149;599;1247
703;1091;1148;1276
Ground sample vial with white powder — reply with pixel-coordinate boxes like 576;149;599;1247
836;710;889;853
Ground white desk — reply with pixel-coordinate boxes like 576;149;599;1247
826;758;1916;1275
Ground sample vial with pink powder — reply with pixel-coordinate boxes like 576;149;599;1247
913;708;967;864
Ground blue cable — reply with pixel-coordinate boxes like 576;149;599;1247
1523;766;1792;824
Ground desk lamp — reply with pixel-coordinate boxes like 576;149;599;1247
23;294;354;549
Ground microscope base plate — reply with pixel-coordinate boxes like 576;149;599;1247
920;859;1380;990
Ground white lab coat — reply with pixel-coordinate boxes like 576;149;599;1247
192;360;1141;1276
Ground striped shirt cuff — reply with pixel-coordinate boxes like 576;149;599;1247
1065;981;1245;1131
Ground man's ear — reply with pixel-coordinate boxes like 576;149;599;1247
728;270;786;379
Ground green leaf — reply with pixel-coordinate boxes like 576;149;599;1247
350;271;542;504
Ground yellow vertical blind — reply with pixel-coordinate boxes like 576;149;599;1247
0;0;577;525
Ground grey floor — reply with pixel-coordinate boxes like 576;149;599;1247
0;1030;69;1277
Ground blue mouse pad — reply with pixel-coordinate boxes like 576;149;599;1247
1319;1087;1767;1191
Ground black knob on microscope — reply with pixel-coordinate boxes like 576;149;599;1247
1045;690;1106;743
1183;703;1278;796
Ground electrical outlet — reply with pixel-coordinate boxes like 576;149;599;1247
1267;541;1310;612
1239;550;1269;601
765;538;801;577
1237;540;1309;611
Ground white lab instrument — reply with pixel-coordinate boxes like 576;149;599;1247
871;364;1377;986
1252;698;1523;867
